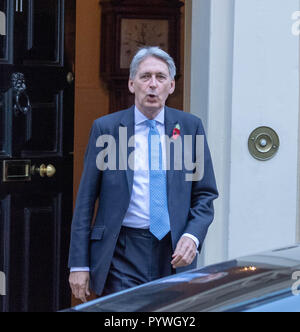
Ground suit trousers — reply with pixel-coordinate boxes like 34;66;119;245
102;226;175;296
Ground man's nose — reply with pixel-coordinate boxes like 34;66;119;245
149;76;158;88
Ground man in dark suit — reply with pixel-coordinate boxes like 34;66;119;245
68;47;218;302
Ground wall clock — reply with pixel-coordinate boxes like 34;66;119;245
100;0;184;113
120;18;169;69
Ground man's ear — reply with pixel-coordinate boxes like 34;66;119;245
128;80;135;94
169;80;176;95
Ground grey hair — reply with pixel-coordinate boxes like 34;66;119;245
129;47;176;80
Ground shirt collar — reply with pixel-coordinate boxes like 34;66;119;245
134;106;165;126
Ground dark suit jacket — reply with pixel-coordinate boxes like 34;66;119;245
68;105;218;295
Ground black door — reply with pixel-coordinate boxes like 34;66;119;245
0;0;75;312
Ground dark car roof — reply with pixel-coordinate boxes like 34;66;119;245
71;244;300;312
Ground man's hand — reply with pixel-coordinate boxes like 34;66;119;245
171;236;197;269
69;271;90;303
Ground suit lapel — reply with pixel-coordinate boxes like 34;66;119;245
165;107;179;204
165;108;178;138
119;106;135;197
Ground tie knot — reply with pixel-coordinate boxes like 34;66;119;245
146;120;157;129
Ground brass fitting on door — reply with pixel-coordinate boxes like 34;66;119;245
31;164;56;178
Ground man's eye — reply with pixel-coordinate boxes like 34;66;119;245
141;74;151;80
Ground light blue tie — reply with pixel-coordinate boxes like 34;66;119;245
147;120;170;240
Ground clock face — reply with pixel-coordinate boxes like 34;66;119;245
120;18;169;69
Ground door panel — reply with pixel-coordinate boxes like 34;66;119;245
0;195;10;312
0;0;13;63
14;0;64;66
0;91;12;156
8;192;70;312
19;91;64;157
0;0;75;312
25;0;62;64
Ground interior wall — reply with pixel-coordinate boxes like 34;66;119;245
168;0;185;110
73;0;109;202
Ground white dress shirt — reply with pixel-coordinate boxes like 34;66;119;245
71;107;199;272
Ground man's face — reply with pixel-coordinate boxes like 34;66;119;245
128;56;175;117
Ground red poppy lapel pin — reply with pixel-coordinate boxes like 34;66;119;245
172;124;181;140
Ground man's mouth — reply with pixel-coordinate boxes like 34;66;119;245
147;94;158;99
